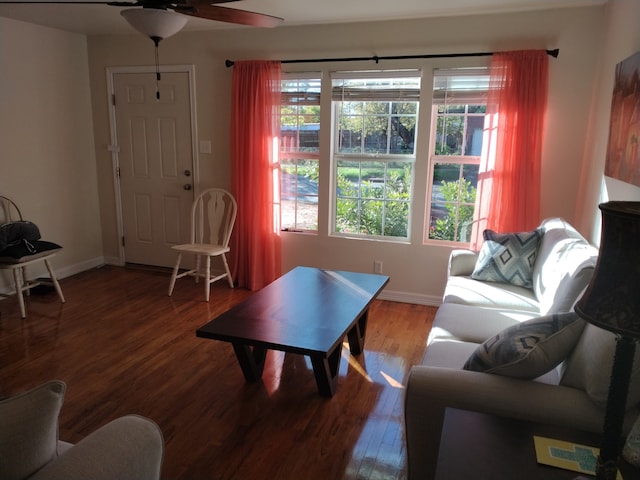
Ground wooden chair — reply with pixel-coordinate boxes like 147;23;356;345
168;188;237;301
0;196;65;318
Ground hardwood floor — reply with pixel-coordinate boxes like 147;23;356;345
0;265;436;480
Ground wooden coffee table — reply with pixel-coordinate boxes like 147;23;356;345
196;266;389;397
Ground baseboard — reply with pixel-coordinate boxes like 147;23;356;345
377;289;441;306
0;256;106;296
56;256;106;279
103;255;124;267
1;259;443;307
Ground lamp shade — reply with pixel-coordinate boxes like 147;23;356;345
120;8;188;40
575;201;640;338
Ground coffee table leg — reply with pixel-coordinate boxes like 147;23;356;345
232;343;267;382
347;309;368;355
310;346;342;397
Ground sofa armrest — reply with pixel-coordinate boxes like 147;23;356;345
448;249;479;277
29;415;164;480
404;366;610;480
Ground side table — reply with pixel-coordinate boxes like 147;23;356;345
435;408;640;479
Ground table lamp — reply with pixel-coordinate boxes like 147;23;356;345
574;201;640;480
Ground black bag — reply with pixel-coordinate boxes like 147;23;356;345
0;221;41;252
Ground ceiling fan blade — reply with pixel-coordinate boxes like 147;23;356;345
0;1;138;3
175;2;282;28
0;0;236;5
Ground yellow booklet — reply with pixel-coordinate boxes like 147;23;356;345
533;436;623;479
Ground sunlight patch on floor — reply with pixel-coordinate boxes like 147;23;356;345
343;345;373;382
380;370;404;388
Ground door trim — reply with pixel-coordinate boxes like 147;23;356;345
106;65;199;266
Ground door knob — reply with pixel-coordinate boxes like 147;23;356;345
184;184;192;190
184;170;191;177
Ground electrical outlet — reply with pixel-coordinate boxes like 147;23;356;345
374;260;383;274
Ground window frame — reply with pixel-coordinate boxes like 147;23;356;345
330;70;421;242
424;67;489;246
278;72;322;233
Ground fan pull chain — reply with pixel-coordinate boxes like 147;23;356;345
151;36;162;100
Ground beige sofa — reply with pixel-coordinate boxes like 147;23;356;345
0;380;164;480
404;217;640;479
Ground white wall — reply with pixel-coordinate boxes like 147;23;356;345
87;6;604;303
0;17;103;293
576;0;640;242
0;5;612;304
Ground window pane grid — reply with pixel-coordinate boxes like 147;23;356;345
335;158;412;238
331;72;419;241
435;105;486;156
279;76;321;232
337;101;418;156
281;157;319;232
428;160;479;242
426;69;488;244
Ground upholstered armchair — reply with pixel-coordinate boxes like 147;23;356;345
0;380;164;480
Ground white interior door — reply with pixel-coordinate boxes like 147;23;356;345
113;71;194;268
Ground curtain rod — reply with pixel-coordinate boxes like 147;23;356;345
225;48;559;68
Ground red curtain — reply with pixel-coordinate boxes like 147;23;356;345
230;61;282;290
472;50;549;248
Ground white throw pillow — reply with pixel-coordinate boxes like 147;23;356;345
560;323;640;409
463;312;585;379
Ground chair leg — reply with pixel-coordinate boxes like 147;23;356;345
204;256;211;302
168;253;182;296
21;266;29;297
44;259;65;303
12;268;26;319
195;255;201;284
222;253;234;288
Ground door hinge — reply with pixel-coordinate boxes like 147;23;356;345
112;94;116;106
116;166;121;178
121;236;125;247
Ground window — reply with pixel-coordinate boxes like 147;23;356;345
425;68;489;244
331;71;420;240
279;74;321;232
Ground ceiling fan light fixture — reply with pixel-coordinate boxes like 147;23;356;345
120;8;188;41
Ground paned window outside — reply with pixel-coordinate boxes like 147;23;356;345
331;71;420;240
425;68;489;244
279;74;321;232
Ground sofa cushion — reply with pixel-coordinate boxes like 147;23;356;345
463;312;585;379
424;338;561;385
531;218;598;315
471;228;542;288
0;380;66;480
429;303;537;345
443;275;540;312
423;339;480;369
560;323;640;410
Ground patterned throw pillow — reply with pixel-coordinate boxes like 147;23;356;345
463;312;585;379
471;229;542;288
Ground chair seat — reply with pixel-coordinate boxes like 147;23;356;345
171;243;230;256
0;240;62;264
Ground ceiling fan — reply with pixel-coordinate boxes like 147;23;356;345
0;0;283;98
0;0;284;32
